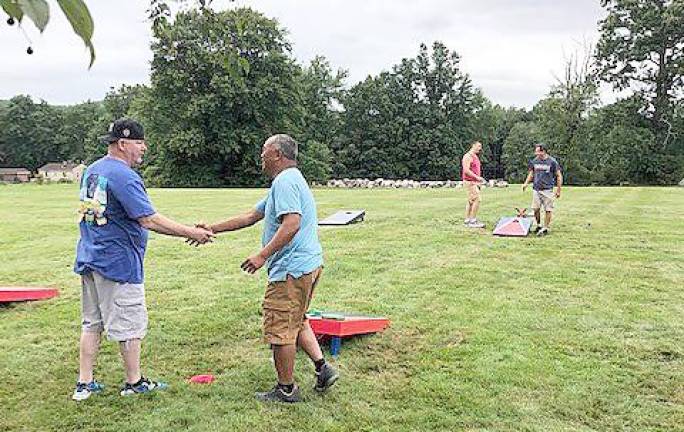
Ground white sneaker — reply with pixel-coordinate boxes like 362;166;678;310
72;381;104;401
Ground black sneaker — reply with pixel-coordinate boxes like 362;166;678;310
314;363;339;393
120;377;168;396
533;225;542;233
537;227;549;237
255;384;302;403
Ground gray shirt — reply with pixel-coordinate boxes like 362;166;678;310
528;157;560;191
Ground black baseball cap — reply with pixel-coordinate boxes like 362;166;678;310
101;118;145;144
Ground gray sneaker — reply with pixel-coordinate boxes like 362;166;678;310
468;220;485;228
255;384;302;403
314;363;339;393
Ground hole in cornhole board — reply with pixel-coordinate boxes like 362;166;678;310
318;210;365;226
0;287;59;303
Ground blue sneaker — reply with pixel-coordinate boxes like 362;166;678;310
72;380;105;401
120;376;168;396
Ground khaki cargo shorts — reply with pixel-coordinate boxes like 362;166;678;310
532;189;555;212
262;267;322;346
465;181;481;203
81;271;148;342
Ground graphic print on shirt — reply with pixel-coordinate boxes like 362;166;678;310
534;164;551;173
77;172;108;226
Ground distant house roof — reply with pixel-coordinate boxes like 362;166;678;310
0;167;31;175
0;168;31;175
38;162;80;172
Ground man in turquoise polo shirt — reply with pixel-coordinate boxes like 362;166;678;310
200;134;338;403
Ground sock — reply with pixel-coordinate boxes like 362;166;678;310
314;358;326;373
278;382;295;393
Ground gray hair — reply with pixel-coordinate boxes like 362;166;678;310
267;134;298;161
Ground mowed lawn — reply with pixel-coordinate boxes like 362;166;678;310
0;183;682;432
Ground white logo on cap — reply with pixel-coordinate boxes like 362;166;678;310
123;128;130;137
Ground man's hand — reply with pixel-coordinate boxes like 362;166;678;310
522;183;528;192
555;189;561;198
195;222;212;231
185;226;214;247
241;253;266;274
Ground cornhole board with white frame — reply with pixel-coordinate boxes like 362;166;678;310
319;210;365;226
492;216;534;237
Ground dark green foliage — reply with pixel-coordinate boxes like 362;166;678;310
335;42;485;180
1;2;682;185
0;96;67;171
596;0;684;183
142;8;303;187
501;121;544;183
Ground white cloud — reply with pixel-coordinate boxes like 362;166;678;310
0;0;609;108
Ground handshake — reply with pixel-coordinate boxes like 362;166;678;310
182;222;266;274
185;223;215;247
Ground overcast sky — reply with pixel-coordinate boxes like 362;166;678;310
0;0;609;108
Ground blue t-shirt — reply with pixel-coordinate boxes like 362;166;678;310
74;157;156;284
528;156;561;191
255;167;323;282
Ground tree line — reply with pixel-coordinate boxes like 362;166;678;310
1;1;682;186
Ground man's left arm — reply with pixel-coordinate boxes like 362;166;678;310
555;169;563;198
241;213;301;273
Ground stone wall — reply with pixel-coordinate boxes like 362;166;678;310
322;178;509;189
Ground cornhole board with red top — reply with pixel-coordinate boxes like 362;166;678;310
492;216;534;237
0;287;59;303
307;312;390;356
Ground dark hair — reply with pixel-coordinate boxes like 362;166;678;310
534;143;547;152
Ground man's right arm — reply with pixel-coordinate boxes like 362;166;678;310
139;213;214;244
207;209;264;234
522;170;533;190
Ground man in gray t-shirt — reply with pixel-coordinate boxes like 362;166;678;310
522;144;563;236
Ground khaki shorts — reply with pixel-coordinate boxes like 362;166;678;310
81;271;148;342
262;267;322;345
532;189;555;212
465;181;481;203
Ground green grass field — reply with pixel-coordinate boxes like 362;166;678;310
0;184;682;431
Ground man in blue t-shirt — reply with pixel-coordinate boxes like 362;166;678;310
199;134;338;403
522;143;563;236
72;118;214;401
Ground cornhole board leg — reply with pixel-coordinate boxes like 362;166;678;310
330;336;342;357
308;314;390;357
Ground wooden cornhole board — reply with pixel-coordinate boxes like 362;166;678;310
319;210;365;226
0;287;59;303
307;311;390;356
